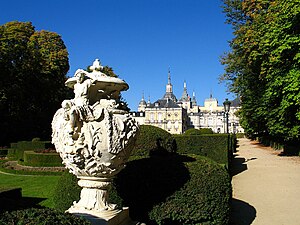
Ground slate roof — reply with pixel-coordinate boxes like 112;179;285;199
147;99;181;108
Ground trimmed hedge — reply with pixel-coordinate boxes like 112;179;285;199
55;154;231;224
23;151;63;167
114;154;191;222
149;155;231;225
7;143;18;159
6;141;48;162
131;125;176;157
0;208;91;225
173;134;235;165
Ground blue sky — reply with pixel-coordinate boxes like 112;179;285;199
1;0;235;110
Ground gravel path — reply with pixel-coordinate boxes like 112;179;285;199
231;138;300;225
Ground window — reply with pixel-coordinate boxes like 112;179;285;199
208;117;213;126
150;113;154;122
158;113;162;123
167;121;172;130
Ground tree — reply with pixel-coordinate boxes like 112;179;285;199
0;21;69;145
221;0;300;143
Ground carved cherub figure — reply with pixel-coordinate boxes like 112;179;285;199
62;69;97;145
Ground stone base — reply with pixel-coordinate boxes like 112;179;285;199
69;207;136;225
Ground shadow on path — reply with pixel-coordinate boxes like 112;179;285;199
231;154;248;176
230;198;256;225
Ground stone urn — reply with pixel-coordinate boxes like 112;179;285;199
52;59;139;224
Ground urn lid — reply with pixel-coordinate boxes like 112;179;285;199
65;59;129;93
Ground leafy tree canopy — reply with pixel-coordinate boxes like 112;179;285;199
0;21;69;145
221;0;300;142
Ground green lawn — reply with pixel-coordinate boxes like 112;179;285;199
0;173;60;208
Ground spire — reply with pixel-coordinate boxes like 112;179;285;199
191;90;197;107
138;91;147;112
168;67;171;84
162;68;177;102
142;91;145;101
147;95;151;106
179;80;189;102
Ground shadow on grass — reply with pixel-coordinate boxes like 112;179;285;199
0;196;46;213
230;198;256;225
113;154;194;223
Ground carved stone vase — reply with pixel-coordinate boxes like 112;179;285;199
52;59;139;224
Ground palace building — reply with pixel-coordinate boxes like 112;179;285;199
131;70;244;134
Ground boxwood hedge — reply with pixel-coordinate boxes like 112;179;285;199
7;141;48;162
131;125;176;157
173;134;235;165
54;154;231;224
53;171;82;211
23;151;63;167
0;208;91;225
149;155;231;225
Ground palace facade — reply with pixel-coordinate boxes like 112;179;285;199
131;71;244;134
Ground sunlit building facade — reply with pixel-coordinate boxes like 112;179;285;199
131;71;244;134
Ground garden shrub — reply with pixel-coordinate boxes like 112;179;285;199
174;134;235;165
149;155;231;225
7;143;18;160
53;171;82;211
13;141;47;162
131;125;176;157
6;140;54;162
114;154;191;223
184;128;203;135
23;151;62;167
0;208;91;225
52;154;231;224
0;149;8;157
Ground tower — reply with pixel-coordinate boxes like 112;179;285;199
138;92;147;112
179;80;189;102
162;68;177;102
191;91;197;107
179;81;191;110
